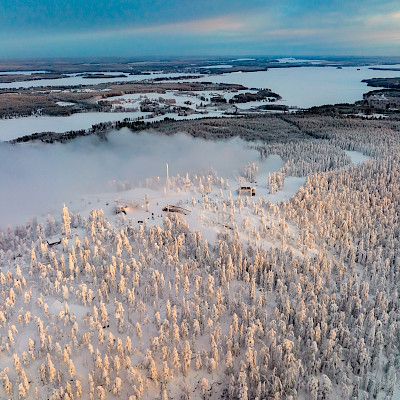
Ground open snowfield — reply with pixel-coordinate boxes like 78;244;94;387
345;150;371;165
101;90;228;112
199;65;234;69
102;90;249;110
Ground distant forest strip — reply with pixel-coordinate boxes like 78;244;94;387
10;114;400;147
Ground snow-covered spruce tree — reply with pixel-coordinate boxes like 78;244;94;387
2;119;400;398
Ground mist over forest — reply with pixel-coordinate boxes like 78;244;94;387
1;1;400;399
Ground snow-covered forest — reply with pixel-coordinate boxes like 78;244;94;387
1;115;400;399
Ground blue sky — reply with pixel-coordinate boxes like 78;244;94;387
1;0;399;58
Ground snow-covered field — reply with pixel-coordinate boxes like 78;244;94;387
102;90;225;111
55;101;76;107
199;65;234;69
345;150;371;165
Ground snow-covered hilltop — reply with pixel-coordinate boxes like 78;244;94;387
1;114;400;399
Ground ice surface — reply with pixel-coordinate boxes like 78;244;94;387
0;72;199;89
230;58;256;61
0;110;232;142
2;64;399;141
190;64;400;108
0;70;50;75
275;57;326;64
0;112;149;141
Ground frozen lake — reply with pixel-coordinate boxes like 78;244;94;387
0;71;198;89
192;64;400;108
0;109;228;142
0;64;399;140
0;70;50;75
0;112;150;141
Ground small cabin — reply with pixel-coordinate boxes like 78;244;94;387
115;205;128;215
164;98;176;105
238;186;256;196
162;205;190;215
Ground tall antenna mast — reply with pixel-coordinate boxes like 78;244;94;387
166;163;169;192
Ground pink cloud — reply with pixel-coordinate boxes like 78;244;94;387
105;15;248;37
262;28;322;38
364;11;400;26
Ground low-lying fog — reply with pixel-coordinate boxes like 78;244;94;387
0;112;147;141
0;129;281;228
0;111;226;142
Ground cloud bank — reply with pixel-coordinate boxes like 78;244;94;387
1;0;399;57
0;129;262;227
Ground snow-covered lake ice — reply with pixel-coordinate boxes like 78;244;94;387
0;112;150;141
0;72;199;89
190;64;400;108
0;109;229;142
1;63;399;140
0;70;50;75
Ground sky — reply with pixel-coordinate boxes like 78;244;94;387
0;0;399;59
